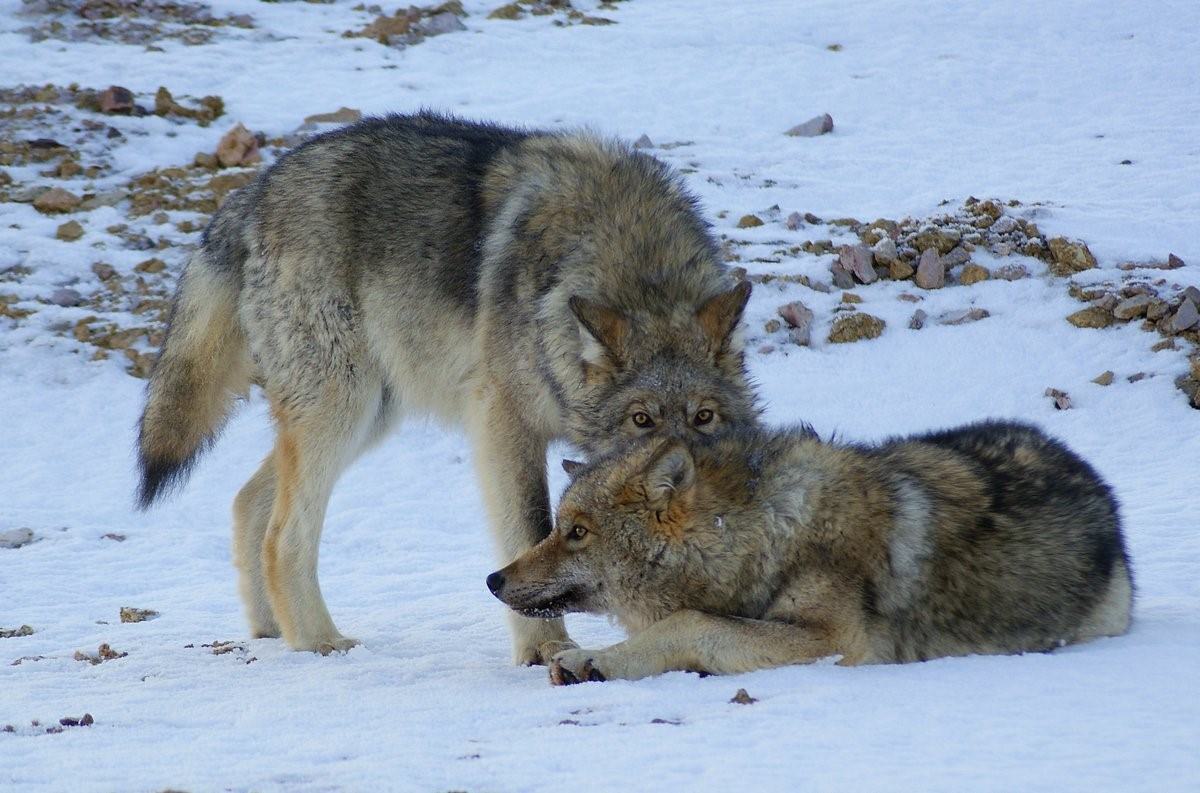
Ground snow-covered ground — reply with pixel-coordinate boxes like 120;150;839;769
2;1;1199;790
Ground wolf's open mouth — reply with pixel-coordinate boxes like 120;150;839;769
512;589;580;619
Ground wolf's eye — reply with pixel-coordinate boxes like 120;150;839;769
693;409;714;426
631;412;655;429
568;524;589;541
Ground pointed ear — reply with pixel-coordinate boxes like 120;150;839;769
642;442;695;508
569;296;630;367
561;459;585;478
696;281;752;350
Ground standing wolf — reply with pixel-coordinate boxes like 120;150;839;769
488;421;1133;683
136;112;756;658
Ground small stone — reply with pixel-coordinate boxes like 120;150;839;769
632;134;653;149
785;114;834;137
908;309;927;330
1045;388;1073;410
57;160;83;179
1183;286;1200;305
838;244;877;285
991;242;1014;257
101;532;126;542
830;261;854;290
1092;371;1115;386
34;187;82;214
990;216;1017;234
888;259;915;280
1146;298;1170;321
939;308;990;326
871;237;898;265
1113;294;1153;320
488;3;523;19
941;246;971;268
803;212;822;225
784;212;804;231
841;292;862;304
736;214;764;229
215;123;261;168
1171;298;1199;332
958;264;989;286
49;288;83;307
912;228;958;256
764;319;782;334
914;248;944;290
303;107;362;125
0;625;34;639
1127;372;1148;383
0;528;36;549
1167;253;1185;269
828;312;885;344
1091;294;1119;312
56;220;85;242
119;607;160;624
1047;237;1098;276
993;263;1029;281
99;85;135;114
897;292;922;303
194;152;219;169
1066;307;1114;329
421;10;466;35
1191;356;1200;381
756;344;775;355
91;262;117;281
1151;339;1175;353
134;258;166;274
730;688;757;705
777;301;814;347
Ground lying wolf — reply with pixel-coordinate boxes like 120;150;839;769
136;112;756;658
487;420;1133;683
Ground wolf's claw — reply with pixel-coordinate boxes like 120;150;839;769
549;651;607;685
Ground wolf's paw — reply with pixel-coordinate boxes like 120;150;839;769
549;649;609;686
312;635;359;656
520;638;579;667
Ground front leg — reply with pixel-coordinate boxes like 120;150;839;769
467;384;575;665
550;610;843;684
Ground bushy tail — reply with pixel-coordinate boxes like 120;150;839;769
136;248;251;509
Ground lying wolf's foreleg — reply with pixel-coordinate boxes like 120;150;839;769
549;610;849;684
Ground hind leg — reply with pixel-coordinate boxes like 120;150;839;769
261;381;381;654
232;454;281;638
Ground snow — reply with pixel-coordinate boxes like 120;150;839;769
2;1;1199;790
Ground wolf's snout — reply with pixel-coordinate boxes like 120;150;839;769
486;570;506;597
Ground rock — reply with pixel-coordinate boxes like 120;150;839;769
912;228;958;255
737;214;763;229
1113;294;1153;320
33;187;82;214
830;261;855;290
134;258;166;274
777;300;814;346
421;10;466;35
56;220;85;242
942;246;971;268
939;307;990;325
1151;339;1176;353
1092;371;1115;386
1066;307;1114;329
785;114;834;137
303;107;362;125
764;319;781;334
841;292;862;304
897;292;922;303
1146;298;1170;321
91;262;117;281
784;212;804;231
0;625;34;638
1168;253;1185;269
154;88;224;124
194;152;219;169
991;242;1014;257
1045;388;1073;410
1183;286;1200;305
838;245;876;284
1178;374;1200;409
990;216;1017;234
828;312;885;344
631;134;653;149
1192;356;1200;381
1171;298;1199;332
803;212;822;224
993;263;1029;281
488;3;523;19
215;123;261;168
49;288;83;307
99;85;135;114
101;532;126;542
871;237;898;265
119;607;160;624
888;259;915;280
958;263;989;286
908;309;927;330
1127;372;1148;383
730;688;757;705
1047;237;1098;276
1091;293;1119;312
914;248;944;289
78;189;128;211
0;528;36;549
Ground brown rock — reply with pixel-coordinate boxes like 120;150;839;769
737;214;764;228
838;244;877;284
303;107;362;125
134;258;166;274
1171;298;1199;332
1045;388;1073;410
841;292;862;304
912;228;958;255
1112;294;1152;320
939;308;990;325
91;262;117;281
119;607;159;624
914;248;944;289
99;85;135;114
0;624;34;638
215;123;261;168
1151;339;1176;352
1066;307;1114;329
1092;371;1115;386
889;259;915;280
1168;253;1185;269
958;263;989;286
764;319;781;334
1047;237;1098;276
1146;298;1170;321
488;3;524;19
730;688;757;705
828;312;885;344
56;220;84;241
33;187;82;214
993;263;1029;281
897;292;922;303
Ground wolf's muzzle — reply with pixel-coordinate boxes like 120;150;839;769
486;570;505;597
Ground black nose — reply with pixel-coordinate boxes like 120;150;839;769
486;571;505;596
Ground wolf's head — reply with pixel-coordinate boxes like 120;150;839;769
487;437;739;629
563;280;758;455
